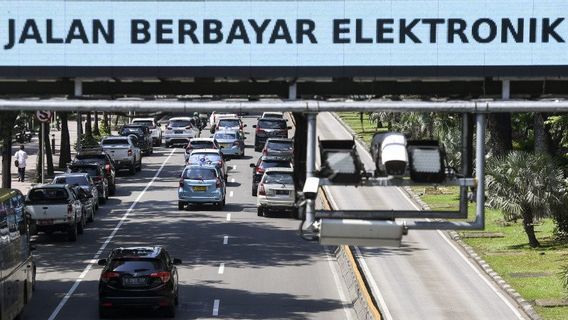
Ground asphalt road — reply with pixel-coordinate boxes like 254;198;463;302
317;112;529;320
23;115;355;319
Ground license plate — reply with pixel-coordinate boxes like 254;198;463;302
37;219;53;225
122;277;147;287
192;186;207;192
275;190;289;195
175;130;183;134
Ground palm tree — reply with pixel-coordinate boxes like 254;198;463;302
58;112;71;169
486;151;567;247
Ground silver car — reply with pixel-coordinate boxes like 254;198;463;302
261;138;294;159
164;117;200;147
214;130;245;158
256;168;297;218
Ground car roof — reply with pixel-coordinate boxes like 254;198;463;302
132;118;154;122
32;183;68;189
169;117;192;121
214;129;239;135
0;188;22;202
55;173;89;178
190;148;221;154
110;246;162;259
184;164;219;170
260;155;293;162
70;160;100;166
190;138;215;142
264;167;294;173
103;135;129;140
266;138;293;143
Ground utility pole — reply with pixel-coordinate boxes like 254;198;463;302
75;79;83;151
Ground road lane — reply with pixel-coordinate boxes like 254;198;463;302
24;114;355;319
317;112;528;320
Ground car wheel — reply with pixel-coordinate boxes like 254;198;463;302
98;305;112;319
163;304;176;318
129;163;136;175
137;159;142;171
175;288;179;306
178;201;185;210
99;196;104;205
257;207;263;217
252;186;257;197
105;189;109;200
77;212;85;235
68;220;78;242
88;208;95;223
109;185;116;196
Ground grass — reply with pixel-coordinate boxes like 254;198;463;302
336;112;568;320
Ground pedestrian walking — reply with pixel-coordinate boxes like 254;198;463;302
14;145;28;182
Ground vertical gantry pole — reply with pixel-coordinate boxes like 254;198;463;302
305;113;317;226
474;113;486;229
288;81;297;101
502;79;511;100
459;113;473;216
74;79;82;151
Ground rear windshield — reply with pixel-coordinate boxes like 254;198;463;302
53;176;89;186
259;160;292;170
132;121;154;127
214;133;236;140
218;119;240;127
189;153;222;164
169;120;191;127
183;168;217;180
258;119;287;129
190;141;215;148
68;167;99;177
267;141;293;151
109;259;163;273
76;154;105;161
28;188;68;203
120;128;144;135
102;139;129;145
263;113;283;118
264;173;294;184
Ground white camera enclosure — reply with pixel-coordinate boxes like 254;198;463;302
303;177;320;199
380;132;408;176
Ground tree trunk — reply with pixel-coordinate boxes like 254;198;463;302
85;112;92;138
93;111;100;136
1;111;18;188
523;210;540;248
103;112;110;135
533;113;553;156
487;113;513;157
43;124;54;177
58;112;71;169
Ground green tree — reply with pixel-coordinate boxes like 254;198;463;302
0;111;18;188
486;151;567;247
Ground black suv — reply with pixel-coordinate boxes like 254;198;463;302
119;124;153;156
67;161;109;204
249;155;293;196
98;247;182;318
74;149;116;195
252;118;291;151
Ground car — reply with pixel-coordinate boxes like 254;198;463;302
253;118;291;151
178;164;226;210
72;185;97;223
260;112;284;119
25;184;86;241
119;124;153;155
132;117;162;146
184;138;219;163
256;168;297;218
250;155;293;196
66;161;109;204
101;136;142;175
164;117;200;147
215;117;246;134
98;246;182;318
52;173;100;209
214;130;245;158
74;148;117;195
261;138;293;159
187;149;228;180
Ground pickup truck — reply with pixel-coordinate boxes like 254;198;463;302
132;117;162;146
25;184;86;241
100;136;142;175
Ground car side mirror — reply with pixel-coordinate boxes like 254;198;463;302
252;125;257;128
98;259;107;266
173;258;182;265
249;163;255;168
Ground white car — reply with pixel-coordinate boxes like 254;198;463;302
164;117;200;147
131;118;162;146
184;137;220;163
260;112;284;119
256;167;297;218
186;148;228;180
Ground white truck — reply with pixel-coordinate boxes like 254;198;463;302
100;136;142;175
131;117;162;146
25;184;86;241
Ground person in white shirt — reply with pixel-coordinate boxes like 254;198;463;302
14;145;28;182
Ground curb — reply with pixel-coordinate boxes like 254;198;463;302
331;111;540;320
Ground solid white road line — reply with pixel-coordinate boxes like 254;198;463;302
212;299;220;316
325;246;354;320
47;148;177;320
229;191;234;197
231;178;235;183
218;263;225;274
226;213;231;221
354;246;394;320
223;235;229;245
394;187;525;319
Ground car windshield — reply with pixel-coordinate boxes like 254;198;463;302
28;188;68;203
264;172;294;184
120;128;143;135
267;141;293;151
183;168;217;180
259;160;292;170
53;176;89;186
169;120;191;127
218;119;240;127
133;121;154;127
190;141;214;148
102;139;129;145
215;133;236;140
258;119;286;129
109;259;163;273
68;167;99;177
189;153;222;164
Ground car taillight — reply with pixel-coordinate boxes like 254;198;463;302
105;164;111;175
150;271;171;283
101;272;120;282
262;148;267;155
67;204;73;218
179;179;184;188
128;149;132;156
216;161;222;167
256;167;265;174
166;126;172;130
216;178;222;188
186;146;192;153
258;183;266;196
185;126;192;130
233;141;240;146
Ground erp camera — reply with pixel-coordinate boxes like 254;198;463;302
302;177;320;200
